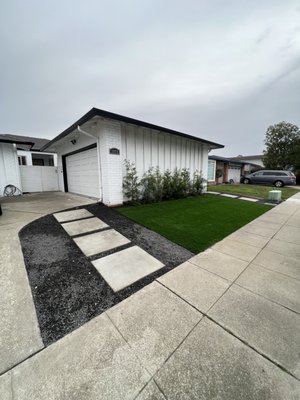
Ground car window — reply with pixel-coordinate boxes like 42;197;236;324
262;172;274;176
275;172;287;176
253;172;264;176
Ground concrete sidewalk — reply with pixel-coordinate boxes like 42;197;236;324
1;192;300;399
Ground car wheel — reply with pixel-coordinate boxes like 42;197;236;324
274;180;284;188
243;178;250;184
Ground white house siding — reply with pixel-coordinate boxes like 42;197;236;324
0;143;22;196
121;123;209;180
55;117;210;206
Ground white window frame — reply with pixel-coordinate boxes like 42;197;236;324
207;160;216;181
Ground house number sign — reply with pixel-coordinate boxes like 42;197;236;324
109;148;120;155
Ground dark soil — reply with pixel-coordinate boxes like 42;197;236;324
19;202;193;346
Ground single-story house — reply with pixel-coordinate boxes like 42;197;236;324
229;154;265;167
42;108;224;206
208;155;261;185
0;134;58;196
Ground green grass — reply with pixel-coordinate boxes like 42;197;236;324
208;184;299;200
117;195;271;254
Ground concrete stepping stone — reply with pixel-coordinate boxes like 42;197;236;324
61;217;108;236
220;193;238;198
92;246;164;292
74;229;130;256
206;191;220;195
54;209;93;222
238;196;258;202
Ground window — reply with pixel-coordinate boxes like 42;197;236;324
18;156;27;165
31;153;54;166
207;160;216;181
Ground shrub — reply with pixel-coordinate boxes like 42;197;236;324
122;160;205;204
122;160;141;204
191;170;205;195
141;166;164;203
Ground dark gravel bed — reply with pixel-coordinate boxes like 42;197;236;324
19;202;193;346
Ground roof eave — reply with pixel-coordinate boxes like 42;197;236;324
41;108;224;151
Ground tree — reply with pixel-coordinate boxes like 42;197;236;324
263;121;300;170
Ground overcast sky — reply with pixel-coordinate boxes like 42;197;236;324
1;0;300;156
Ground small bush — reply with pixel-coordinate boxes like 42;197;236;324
191;170;205;195
122;160;205;204
141;167;164;203
122;160;141;204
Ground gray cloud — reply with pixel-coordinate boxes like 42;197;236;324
1;0;300;156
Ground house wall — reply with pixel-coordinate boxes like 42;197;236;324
0;143;22;196
55;118;210;205
121;123;209;178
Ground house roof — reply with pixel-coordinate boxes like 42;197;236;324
229;154;263;161
41;108;224;151
208;155;243;165
0;134;50;151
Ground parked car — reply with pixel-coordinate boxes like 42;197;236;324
241;170;296;187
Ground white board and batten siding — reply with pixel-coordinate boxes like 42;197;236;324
20;166;59;192
121;124;209;178
65;147;100;198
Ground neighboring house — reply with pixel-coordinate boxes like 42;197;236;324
229;154;265;167
42;108;224;206
0;134;58;196
208;155;261;185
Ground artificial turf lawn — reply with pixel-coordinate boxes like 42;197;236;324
208;184;299;200
117;195;271;254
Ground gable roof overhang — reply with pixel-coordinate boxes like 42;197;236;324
41;108;224;152
0;137;34;150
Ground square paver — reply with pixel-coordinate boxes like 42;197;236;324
253;248;300;280
212;238;261;262
208;285;300;378
54;209;93;222
236;263;300;313
61;217;108;236
158;261;230;313
74;229;130;256
0;372;12;400
240;221;280;239
274;225;300;245
93;246;164;292
266;238;300;259
107;281;201;374
286;215;300;228
136;380;166;400
189;248;248;281
155;318;300;399
227;230;269;248
11;313;150;400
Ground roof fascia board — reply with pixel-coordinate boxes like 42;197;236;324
41;108;224;151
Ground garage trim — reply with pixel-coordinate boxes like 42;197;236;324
62;143;97;193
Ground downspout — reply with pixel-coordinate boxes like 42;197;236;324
77;125;103;202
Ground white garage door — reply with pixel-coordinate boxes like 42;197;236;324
228;166;241;183
66;146;101;198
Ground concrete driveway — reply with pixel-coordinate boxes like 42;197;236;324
0;192;96;375
1;192;300;399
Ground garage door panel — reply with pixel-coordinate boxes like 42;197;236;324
228;167;241;183
66;147;100;198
